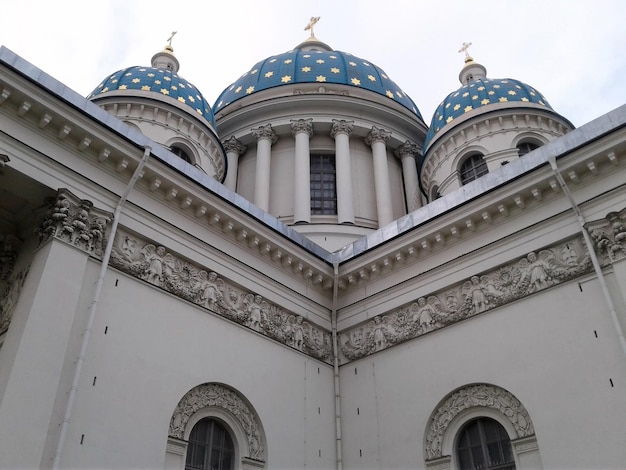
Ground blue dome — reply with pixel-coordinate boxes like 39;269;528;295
88;65;216;127
214;48;422;119
423;77;552;153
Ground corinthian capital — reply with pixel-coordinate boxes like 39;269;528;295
222;136;247;155
290;118;313;137
394;140;421;159
330;119;354;138
251;124;278;144
364;126;391;146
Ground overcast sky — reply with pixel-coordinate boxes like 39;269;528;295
2;0;625;128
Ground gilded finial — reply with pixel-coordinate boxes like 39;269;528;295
458;41;473;62
304;17;320;39
167;31;177;48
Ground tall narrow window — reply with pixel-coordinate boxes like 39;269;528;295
185;418;234;470
460;152;488;185
171;145;192;164
310;154;337;215
456;417;515;470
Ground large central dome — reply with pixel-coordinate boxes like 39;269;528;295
214;39;422;119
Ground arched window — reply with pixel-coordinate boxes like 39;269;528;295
456;417;515;470
460;153;488;185
185;418;234;470
516;141;540;156
170;144;193;164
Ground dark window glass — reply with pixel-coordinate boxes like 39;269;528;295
456;418;516;470
185;419;234;470
310;154;337;215
171;145;192;164
517;141;540;156
460;153;488;185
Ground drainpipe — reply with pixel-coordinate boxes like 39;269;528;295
331;261;343;470
548;155;626;359
52;145;152;469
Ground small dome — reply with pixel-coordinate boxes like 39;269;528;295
423;64;553;153
214;45;422;119
88;47;215;127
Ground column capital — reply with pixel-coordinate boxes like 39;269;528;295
290;118;313;138
222;136;247;155
394;140;421;160
364;126;391;146
330;119;354;138
251;124;278;144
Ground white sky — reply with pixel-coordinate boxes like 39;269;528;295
2;0;625;128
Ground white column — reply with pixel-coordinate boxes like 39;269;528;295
365;126;393;227
331;119;355;224
251;124;277;212
291;119;313;224
395;140;422;213
222;136;246;192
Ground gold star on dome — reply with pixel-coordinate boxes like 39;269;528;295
481;99;490;105
363;62;370;67
316;75;327;82
303;54;311;58
301;66;311;72
368;75;376;81
539;100;545;105
160;89;169;95
196;109;202;115
530;91;536;96
269;58;277;63
508;90;516;95
386;90;394;98
453;104;461;111
501;80;508;83
438;115;443;121
462;92;469;97
265;71;274;78
188;96;195;103
521;97;529;102
125;72;133;77
139;68;146;72
330;67;340;73
147;73;155;77
493;84;500;89
155;80;161;85
351;78;361;86
164;76;171;81
330;55;337;59
477;86;485;91
445;103;451;109
446;116;454;123
499;97;508;102
472;95;478;100
464;105;473;112
316;59;325;64
119;84;128;90
172;85;177;91
281;75;292;83
382;74;388;79
251;69;258;74
246;86;254;94
179;83;186;88
141;85;150;91
178;96;186;103
217;100;223;107
284;59;292;64
235;86;242;93
396;91;403;97
132;78;140;83
488;90;494;95
349;61;357;66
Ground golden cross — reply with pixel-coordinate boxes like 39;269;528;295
458;41;472;59
304;17;320;39
167;31;177;47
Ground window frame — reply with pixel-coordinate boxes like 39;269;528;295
459;152;488;185
310;153;338;216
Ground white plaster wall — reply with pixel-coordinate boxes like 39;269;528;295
59;265;336;470
339;277;626;469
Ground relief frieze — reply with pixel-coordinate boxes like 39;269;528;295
341;237;593;361
109;229;332;362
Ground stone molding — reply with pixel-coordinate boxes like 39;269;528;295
290;118;313;137
169;383;265;463
165;437;187;456
424;383;535;461
35;188;112;257
109;228;332;362
588;209;626;263
222;136;247;156
340;236;592;361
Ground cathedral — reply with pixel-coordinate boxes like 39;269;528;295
0;20;625;470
